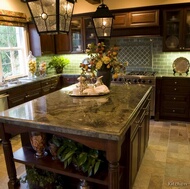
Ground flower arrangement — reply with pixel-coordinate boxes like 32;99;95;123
80;42;128;79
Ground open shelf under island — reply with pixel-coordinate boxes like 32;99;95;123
0;84;152;189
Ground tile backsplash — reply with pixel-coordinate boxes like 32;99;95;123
37;37;190;75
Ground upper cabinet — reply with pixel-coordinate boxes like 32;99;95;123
112;10;160;36
128;10;159;27
163;8;190;51
113;10;159;28
28;23;71;56
70;17;98;53
70;18;83;53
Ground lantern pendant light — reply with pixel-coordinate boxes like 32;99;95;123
92;0;114;38
26;0;76;35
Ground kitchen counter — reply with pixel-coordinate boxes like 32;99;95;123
0;74;62;93
0;84;151;140
0;84;152;189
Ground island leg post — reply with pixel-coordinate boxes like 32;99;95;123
108;162;119;189
0;124;20;189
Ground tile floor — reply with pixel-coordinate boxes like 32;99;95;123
0;120;190;189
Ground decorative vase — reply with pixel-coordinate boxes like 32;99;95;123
30;132;47;158
55;67;63;74
97;70;112;89
48;141;58;160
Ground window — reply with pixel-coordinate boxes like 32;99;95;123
0;25;28;79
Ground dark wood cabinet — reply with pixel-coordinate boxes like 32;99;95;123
8;86;26;108
163;8;190;51
28;23;70;56
28;24;41;57
113;10;159;28
41;76;62;95
7;76;63;108
8;83;41;108
155;77;190;121
113;13;128;28
40;34;55;55
128;10;159;27
25;82;42;101
55;34;71;54
62;75;80;87
70;17;98;53
129;95;150;188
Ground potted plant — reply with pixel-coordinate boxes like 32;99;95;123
20;166;66;189
52;136;107;177
48;56;70;74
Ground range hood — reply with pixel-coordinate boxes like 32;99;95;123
85;0;100;4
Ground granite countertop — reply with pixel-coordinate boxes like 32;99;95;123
0;74;62;93
0;84;152;140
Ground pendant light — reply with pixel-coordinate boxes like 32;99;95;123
26;0;76;35
92;0;114;38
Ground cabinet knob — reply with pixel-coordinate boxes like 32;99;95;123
172;110;175;113
174;88;177;91
174;81;177;84
173;97;176;100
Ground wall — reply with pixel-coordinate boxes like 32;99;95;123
3;0;190;76
37;37;190;75
2;0;190;17
1;0;30;17
74;0;190;14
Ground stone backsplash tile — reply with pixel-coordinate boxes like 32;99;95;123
37;37;190;75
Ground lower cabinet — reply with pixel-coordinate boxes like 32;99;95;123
155;77;190;121
62;75;80;87
8;75;63;108
129;95;150;188
8;86;26;108
41;76;63;95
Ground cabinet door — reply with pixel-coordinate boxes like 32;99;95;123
83;17;97;49
40;35;55;55
50;76;62;91
55;34;71;54
183;8;190;50
70;18;83;53
113;13;128;28
163;9;182;51
25;82;42;102
7;86;26;108
28;23;41;57
163;9;184;51
130;126;139;188
128;10;159;27
41;79;52;95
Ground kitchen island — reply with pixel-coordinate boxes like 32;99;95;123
0;84;152;189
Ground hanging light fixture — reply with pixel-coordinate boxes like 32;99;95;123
26;0;76;35
92;0;114;38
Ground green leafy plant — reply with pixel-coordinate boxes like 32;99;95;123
55;136;107;177
20;166;66;189
48;56;70;74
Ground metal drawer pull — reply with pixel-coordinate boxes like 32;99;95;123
174;88;177;91
173;97;176;100
172;110;175;112
174;81;177;84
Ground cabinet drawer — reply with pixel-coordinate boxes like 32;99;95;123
162;94;189;102
162;86;190;93
162;78;190;87
160;106;189;118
